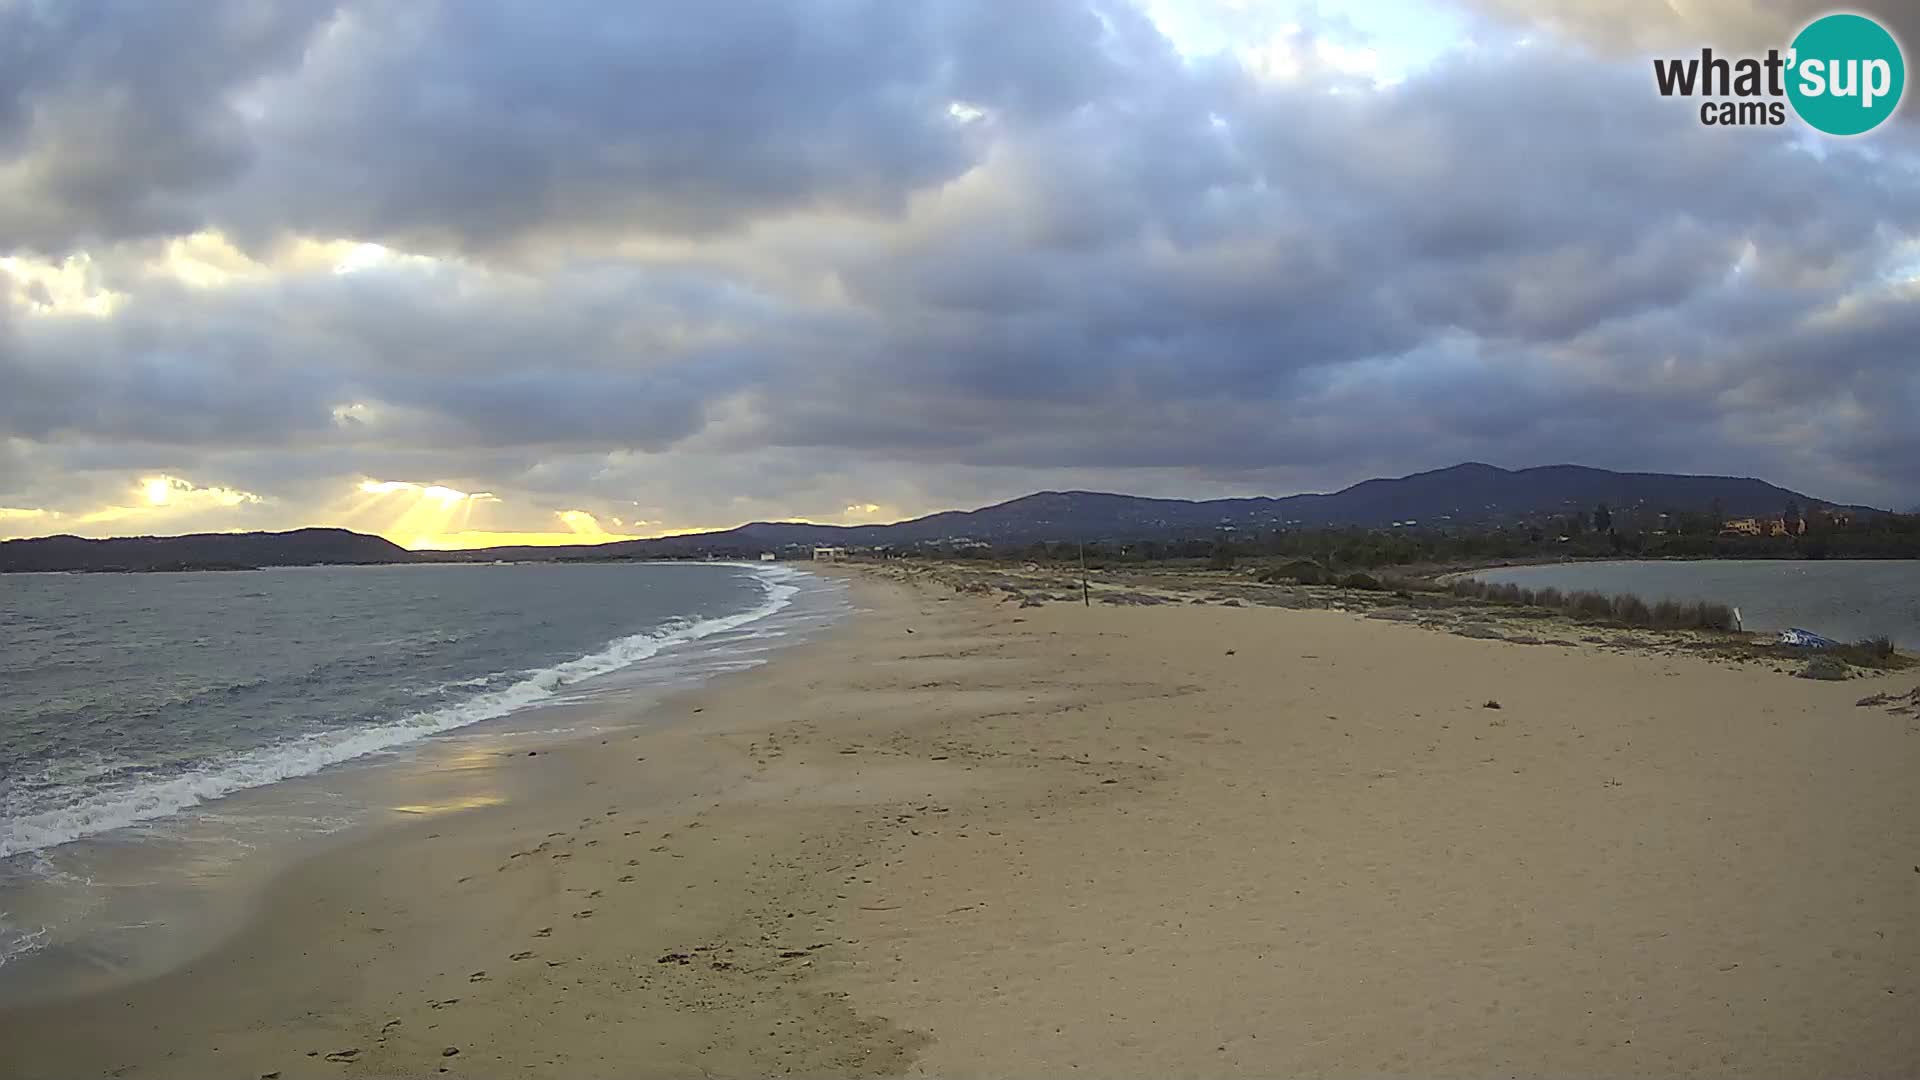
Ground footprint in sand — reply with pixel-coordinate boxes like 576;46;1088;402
533;927;552;937
510;951;534;961
573;909;595;919
618;875;636;883
468;971;489;982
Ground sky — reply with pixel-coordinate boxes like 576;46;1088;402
2;0;1916;549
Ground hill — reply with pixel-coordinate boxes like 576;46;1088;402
2;464;1878;571
0;528;414;573
427;462;1870;559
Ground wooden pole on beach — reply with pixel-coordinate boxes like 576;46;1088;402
1080;542;1089;607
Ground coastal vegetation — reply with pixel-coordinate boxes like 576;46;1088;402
952;508;1920;571
1440;577;1738;631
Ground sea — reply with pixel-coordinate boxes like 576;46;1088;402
0;560;843;999
1465;559;1920;648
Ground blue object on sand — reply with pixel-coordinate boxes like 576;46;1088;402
1777;628;1839;648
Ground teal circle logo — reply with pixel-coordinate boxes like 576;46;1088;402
1787;13;1905;136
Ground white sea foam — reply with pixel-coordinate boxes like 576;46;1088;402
0;915;49;970
0;565;806;861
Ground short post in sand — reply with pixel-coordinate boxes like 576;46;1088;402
1080;542;1089;607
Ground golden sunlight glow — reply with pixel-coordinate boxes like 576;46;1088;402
1;476;267;539
334;478;502;550
333;242;394;275
557;509;603;533
151;231;265;289
137;475;261;509
1;253;121;317
128;230;445;290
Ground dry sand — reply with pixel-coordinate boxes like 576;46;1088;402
3;567;1917;1078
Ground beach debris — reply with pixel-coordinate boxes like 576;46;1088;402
442;1047;461;1058
1778;627;1840;649
1483;700;1503;710
323;1048;361;1062
261;1073;281;1079
526;750;537;756
1858;693;1890;706
658;951;694;965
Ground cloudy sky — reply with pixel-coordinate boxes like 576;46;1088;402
2;0;1915;548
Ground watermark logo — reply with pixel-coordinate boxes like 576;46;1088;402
1653;11;1905;135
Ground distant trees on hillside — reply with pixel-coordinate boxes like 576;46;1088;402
932;511;1920;568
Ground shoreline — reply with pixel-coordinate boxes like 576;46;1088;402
4;568;1917;1077
0;560;835;999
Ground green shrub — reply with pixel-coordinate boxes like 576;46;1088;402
1569;591;1614;619
1449;577;1735;631
1257;559;1330;585
1612;594;1653;626
1340;572;1383;591
1689;602;1737;631
1829;636;1904;669
1798;655;1850;681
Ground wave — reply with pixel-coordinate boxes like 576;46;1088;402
0;565;805;861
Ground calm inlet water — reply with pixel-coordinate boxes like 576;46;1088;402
1467;559;1920;647
0;561;836;983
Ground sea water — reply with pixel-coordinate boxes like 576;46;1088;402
0;561;840;989
1466;559;1920;647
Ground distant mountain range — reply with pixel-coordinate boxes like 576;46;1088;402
0;463;1879;572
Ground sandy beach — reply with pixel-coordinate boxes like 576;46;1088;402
4;565;1917;1079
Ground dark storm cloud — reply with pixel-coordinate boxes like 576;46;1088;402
0;0;338;254
1;0;1917;531
221;0;1141;255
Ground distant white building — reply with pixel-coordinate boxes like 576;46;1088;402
812;546;847;562
759;552;777;562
